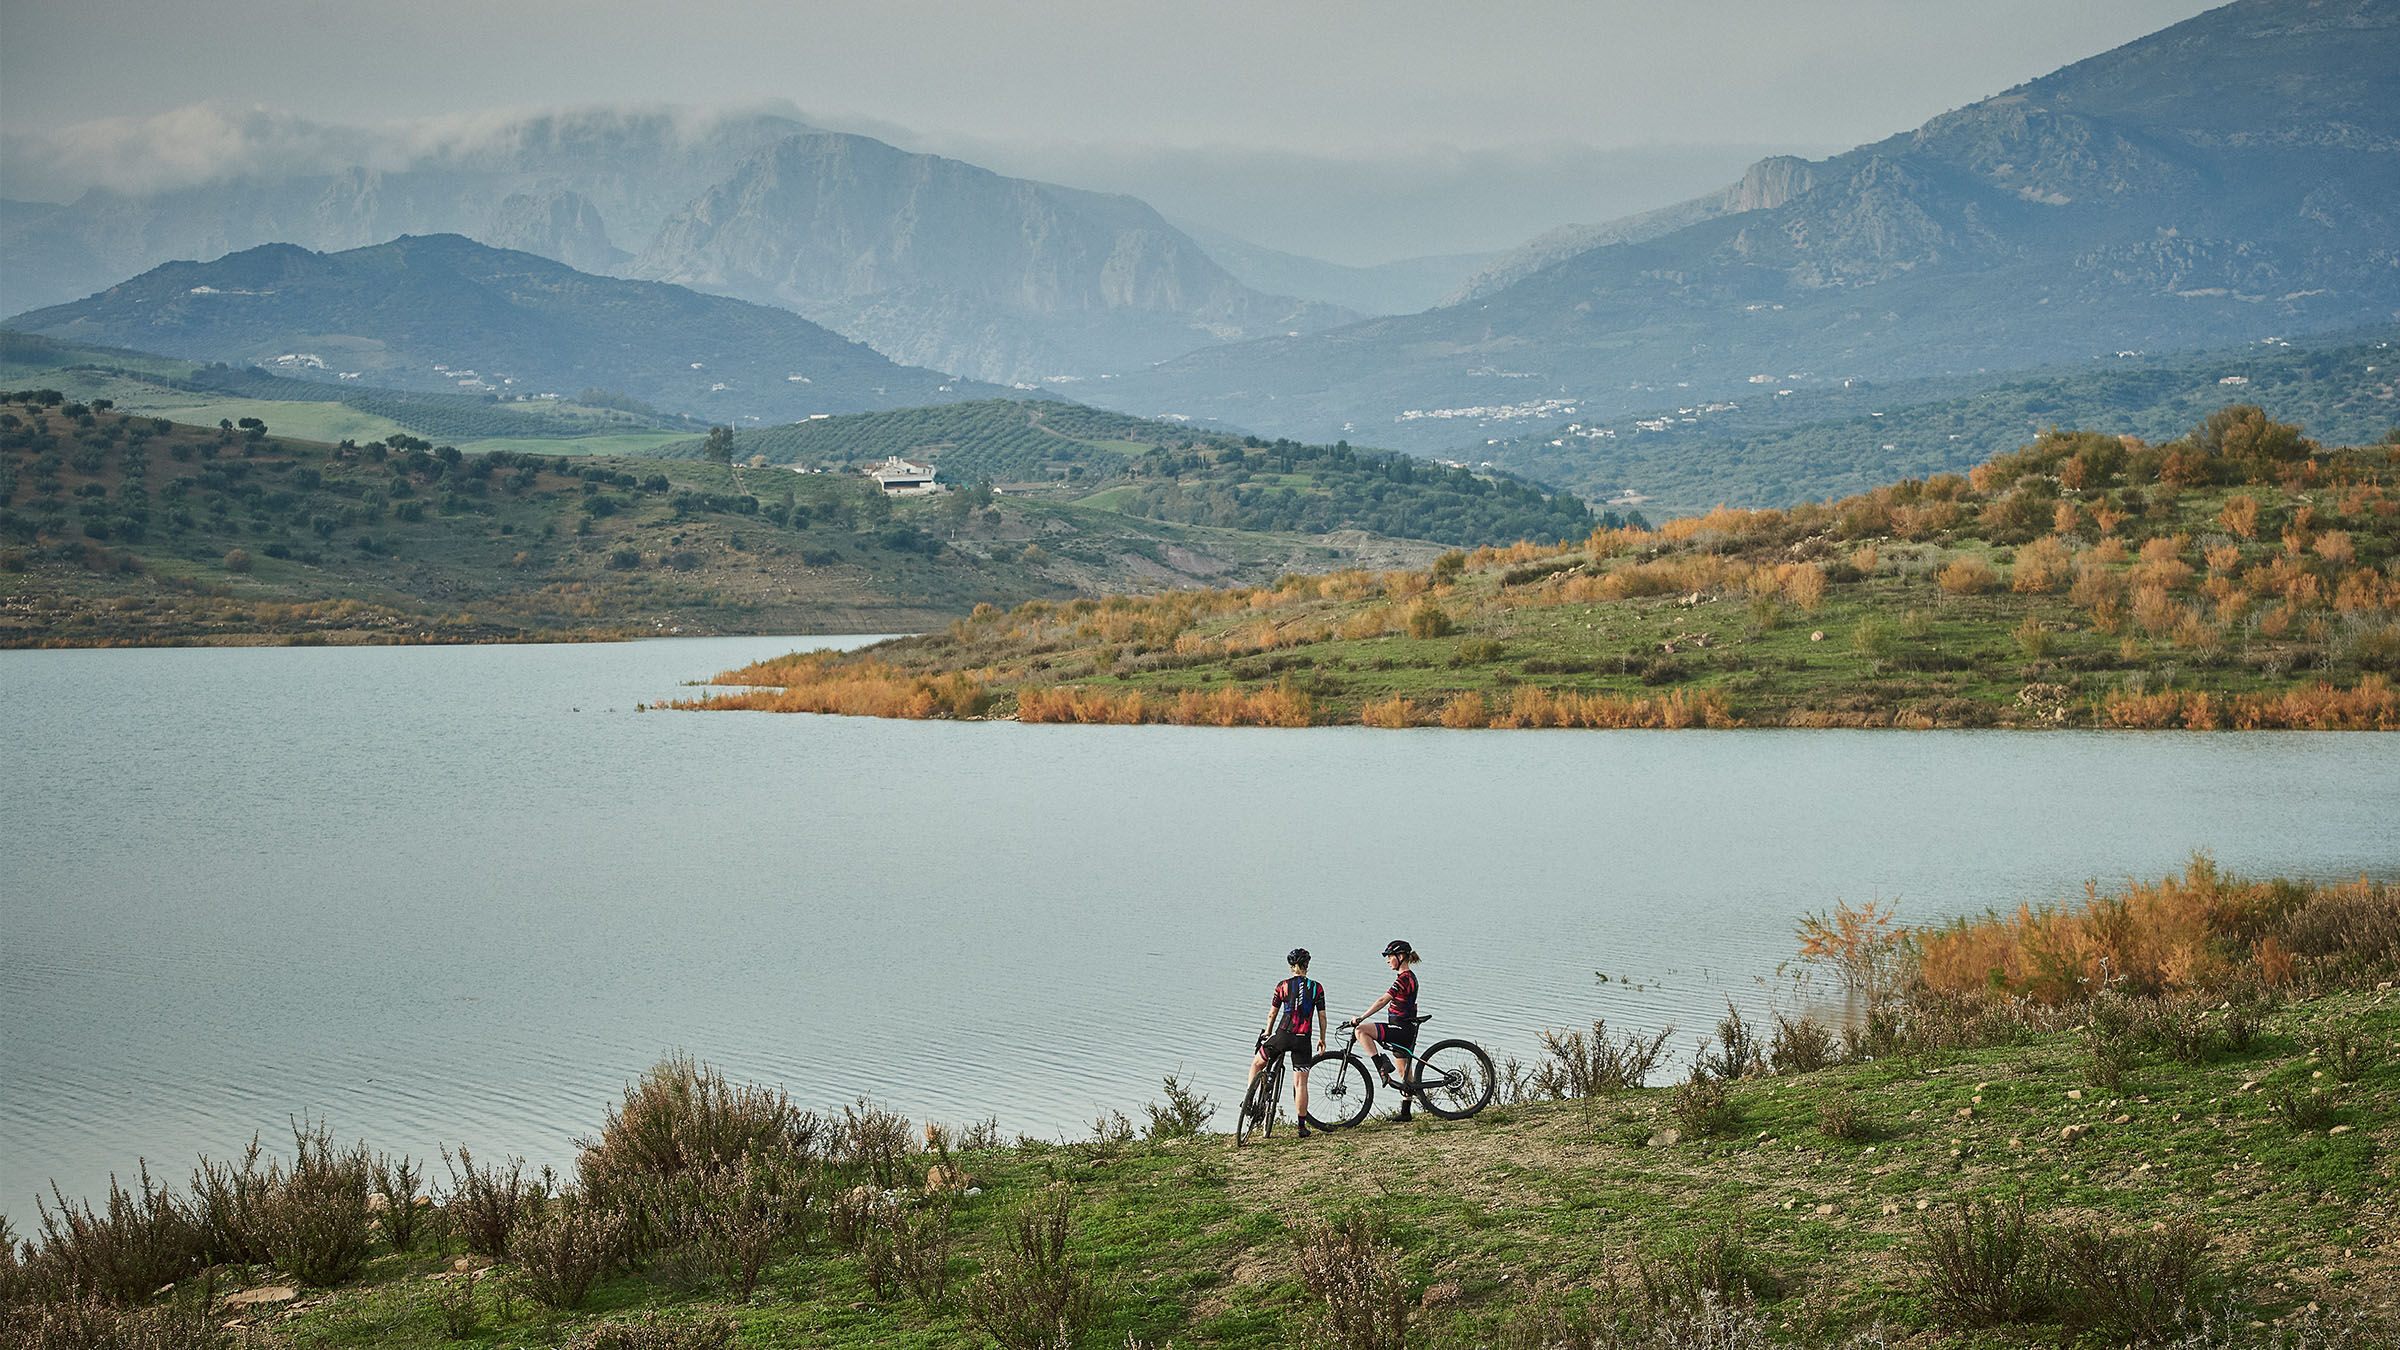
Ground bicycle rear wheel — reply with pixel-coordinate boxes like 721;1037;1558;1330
1234;1064;1275;1147
1303;1051;1374;1130
1260;1061;1281;1139
1411;1039;1496;1120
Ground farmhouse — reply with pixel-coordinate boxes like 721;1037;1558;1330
866;456;942;495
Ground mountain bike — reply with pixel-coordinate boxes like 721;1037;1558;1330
1308;1017;1497;1126
1236;1022;1362;1144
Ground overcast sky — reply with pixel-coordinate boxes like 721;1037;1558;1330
7;0;2224;151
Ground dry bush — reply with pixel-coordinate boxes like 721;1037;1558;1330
1359;695;1418;728
1439;692;1489;728
1530;1020;1677;1097
2268;1085;2340;1132
1794;899;1909;998
579;1056;822;1194
2046;1218;2212;1341
511;1199;625;1310
431;1269;480;1338
189;1140;275;1267
0;1289;231;1349
837;1098;914;1188
1767;1013;1836;1075
1913;1197;2046;1327
371;1154;427;1252
1292;1215;1409;1350
967;1187;1103;1350
34;1164;199;1304
684;655;986;720
2011;536;2072;592
1937;557;1997;596
442;1147;543;1258
888;1198;957;1307
257;1121;375;1287
1814;1097;1865;1141
1695;1002;1765;1081
1915;856;2343;1001
2276;879;2400;979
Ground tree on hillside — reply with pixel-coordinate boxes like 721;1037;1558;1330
704;426;736;465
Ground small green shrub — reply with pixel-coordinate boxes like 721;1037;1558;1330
1814;1097;1865;1142
966;1188;1103;1350
2268;1085;2340;1132
1635;1221;1775;1314
1669;1074;1739;1138
1142;1073;1215;1140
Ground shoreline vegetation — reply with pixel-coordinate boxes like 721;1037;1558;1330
7;859;2396;1348
679;408;2400;730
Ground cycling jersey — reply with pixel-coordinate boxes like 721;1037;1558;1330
1273;976;1324;1036
1384;969;1418;1025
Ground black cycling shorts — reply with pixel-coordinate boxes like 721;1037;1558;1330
1259;1028;1313;1071
1370;1020;1419;1052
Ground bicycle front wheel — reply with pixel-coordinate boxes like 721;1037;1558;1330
1303;1051;1374;1130
1234;1065;1276;1147
1260;1062;1281;1139
1411;1039;1496;1120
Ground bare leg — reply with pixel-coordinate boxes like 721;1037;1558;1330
1293;1068;1311;1122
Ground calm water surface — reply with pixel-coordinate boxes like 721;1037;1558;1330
4;636;2397;1215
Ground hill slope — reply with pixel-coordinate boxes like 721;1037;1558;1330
0;398;1459;646
1091;0;2400;457
1;235;1007;424
686;406;2400;731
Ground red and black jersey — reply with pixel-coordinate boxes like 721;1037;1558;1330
1384;969;1419;1025
1273;976;1324;1036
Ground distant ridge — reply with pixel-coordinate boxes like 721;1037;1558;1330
2;234;1005;422
1090;0;2400;462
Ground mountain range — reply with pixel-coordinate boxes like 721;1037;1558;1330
2;234;1003;420
1079;0;2400;456
3;111;1358;388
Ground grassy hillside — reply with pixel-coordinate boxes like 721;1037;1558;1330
0;396;1439;647
8;863;2394;1348
682;407;2400;729
666;400;1612;549
1;330;697;456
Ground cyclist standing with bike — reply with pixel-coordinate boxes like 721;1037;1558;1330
1247;948;1328;1139
1350;939;1423;1122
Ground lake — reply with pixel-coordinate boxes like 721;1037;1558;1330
4;636;2397;1217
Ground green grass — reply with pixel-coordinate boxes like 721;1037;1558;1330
449;431;690;458
155;986;2399;1348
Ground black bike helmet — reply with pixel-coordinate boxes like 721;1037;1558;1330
1286;947;1311;968
1382;939;1414;958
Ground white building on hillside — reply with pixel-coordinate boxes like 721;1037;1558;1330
867;456;942;494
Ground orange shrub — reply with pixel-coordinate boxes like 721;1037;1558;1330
2011;536;2072;593
2051;501;2082;537
1360;696;1418;729
1849;546;1879;575
2204;543;2242;574
2313;531;2355;567
1438;692;1490;728
2219;493;2262;540
1781;562;1828;613
2130;534;2193;590
1915;856;2302;1001
1937;557;1997;595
